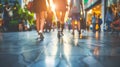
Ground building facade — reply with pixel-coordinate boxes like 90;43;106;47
83;0;105;31
83;0;120;31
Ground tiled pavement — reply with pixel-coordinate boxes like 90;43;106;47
0;30;120;67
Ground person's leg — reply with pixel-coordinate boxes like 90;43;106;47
39;11;46;40
108;22;111;31
92;23;96;32
36;13;40;34
4;20;9;31
106;21;111;31
77;20;81;35
49;22;52;32
61;11;66;34
71;20;75;35
99;24;101;32
56;11;62;38
56;11;61;30
76;14;81;36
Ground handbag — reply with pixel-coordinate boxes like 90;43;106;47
95;23;99;30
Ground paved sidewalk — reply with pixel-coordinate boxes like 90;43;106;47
0;30;120;67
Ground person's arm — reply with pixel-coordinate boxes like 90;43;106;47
47;0;50;7
70;0;73;9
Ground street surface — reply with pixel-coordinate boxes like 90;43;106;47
0;30;120;67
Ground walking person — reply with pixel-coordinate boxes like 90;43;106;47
3;2;11;32
92;12;97;32
31;0;50;41
105;7;114;32
111;16;120;35
53;0;68;38
69;0;82;36
0;2;3;32
97;14;102;32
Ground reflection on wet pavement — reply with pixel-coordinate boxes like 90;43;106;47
0;30;120;67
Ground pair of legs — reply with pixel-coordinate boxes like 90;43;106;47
71;20;81;35
56;11;66;37
71;13;81;36
106;21;112;31
36;11;46;40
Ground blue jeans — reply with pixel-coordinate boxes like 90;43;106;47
106;21;112;31
92;23;96;32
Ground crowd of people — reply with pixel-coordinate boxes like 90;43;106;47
29;0;84;41
0;1;34;32
105;6;120;34
90;5;120;34
91;12;102;33
2;0;120;41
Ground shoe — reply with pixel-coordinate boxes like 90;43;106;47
57;31;61;38
40;33;44;41
72;31;74;35
37;33;44;41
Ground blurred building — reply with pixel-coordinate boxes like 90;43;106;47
83;0;120;31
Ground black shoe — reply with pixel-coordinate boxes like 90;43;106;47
57;31;61;38
38;33;44;41
40;33;44;41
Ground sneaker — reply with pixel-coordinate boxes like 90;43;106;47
39;33;44;41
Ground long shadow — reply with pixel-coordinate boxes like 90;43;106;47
56;37;71;67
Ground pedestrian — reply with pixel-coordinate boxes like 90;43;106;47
31;0;50;41
69;0;83;36
53;0;68;38
0;3;3;32
105;7;114;32
111;12;120;35
92;12;97;32
110;16;120;35
97;14;102;32
3;2;11;32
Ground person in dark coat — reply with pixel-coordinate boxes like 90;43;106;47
32;0;50;41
